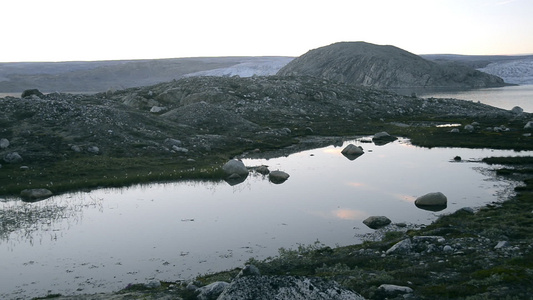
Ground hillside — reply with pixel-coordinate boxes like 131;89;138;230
277;42;507;89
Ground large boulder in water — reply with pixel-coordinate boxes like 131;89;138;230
415;192;447;211
363;216;392;229
341;144;364;160
222;159;249;177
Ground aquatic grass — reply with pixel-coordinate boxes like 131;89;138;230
0;155;227;197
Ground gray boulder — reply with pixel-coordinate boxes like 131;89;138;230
0;138;9;149
217;275;364;300
464;124;475;132
269;170;290;184
525;121;533;130
87;146;100;154
511;106;523;114
341;144;364;159
363;216;391;229
197;281;230;300
415;192;447;206
377;284;413;297
71;145;82;152
222;159;249;177
415;192;447;211
236;264;261;278
4;152;23;163
20;188;53;201
386;238;412;255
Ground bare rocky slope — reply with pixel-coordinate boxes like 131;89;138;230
277;42;507;89
1;75;526;169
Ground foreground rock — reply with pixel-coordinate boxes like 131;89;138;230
218;275;365;300
20;188;53;201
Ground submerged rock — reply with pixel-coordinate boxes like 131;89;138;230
363;216;392;229
20;188;53;201
372;132;397;145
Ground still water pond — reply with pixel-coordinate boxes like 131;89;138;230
1;137;531;299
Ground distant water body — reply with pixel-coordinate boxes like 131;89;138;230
415;84;533;113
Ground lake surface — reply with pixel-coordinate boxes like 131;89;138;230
1;137;531;299
418;84;533;113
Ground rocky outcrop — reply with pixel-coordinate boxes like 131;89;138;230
277;42;506;89
217;275;365;300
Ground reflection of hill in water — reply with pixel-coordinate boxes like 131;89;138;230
0;194;103;245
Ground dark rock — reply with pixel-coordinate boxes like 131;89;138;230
415;192;447;211
372;132;397;146
269;170;290;184
255;165;270;175
217;275;364;300
341;144;364;160
21;89;44;99
363;216;392;229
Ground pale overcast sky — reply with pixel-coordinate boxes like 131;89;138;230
2;0;532;62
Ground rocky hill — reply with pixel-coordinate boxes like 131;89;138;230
277;42;507;89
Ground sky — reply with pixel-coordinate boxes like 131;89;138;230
1;0;532;62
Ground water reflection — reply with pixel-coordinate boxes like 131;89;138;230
0;137;530;299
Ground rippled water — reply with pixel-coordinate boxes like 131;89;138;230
1;137;531;299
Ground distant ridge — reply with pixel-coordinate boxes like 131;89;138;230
277;42;507;89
